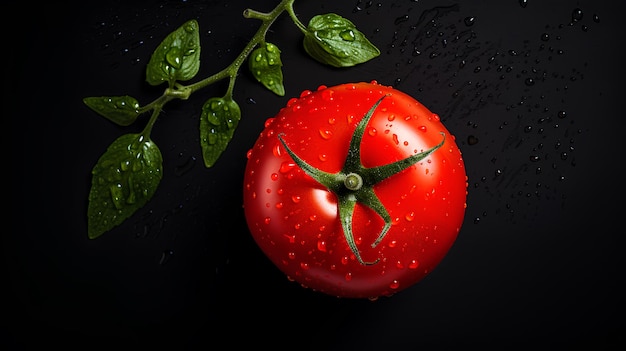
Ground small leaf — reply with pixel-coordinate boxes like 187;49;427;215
303;13;380;68
200;97;241;167
146;19;201;86
87;133;163;239
248;42;285;96
83;96;141;126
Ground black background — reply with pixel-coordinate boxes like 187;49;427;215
7;0;625;349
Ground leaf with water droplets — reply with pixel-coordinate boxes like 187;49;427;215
303;13;380;68
200;96;241;167
248;42;285;96
87;133;163;239
146;19;201;86
83;95;141;126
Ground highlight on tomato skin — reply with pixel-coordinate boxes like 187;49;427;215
243;81;468;299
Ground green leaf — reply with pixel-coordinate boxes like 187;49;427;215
83;95;141;126
146;19;201;86
87;133;163;239
303;13;380;68
248;42;285;96
200;96;241;167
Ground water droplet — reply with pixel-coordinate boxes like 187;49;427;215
159;250;174;265
165;46;182;69
317;240;327;252
408;260;419;269
464;16;475;26
571;8;583;22
270;173;279;181
392;134;399;145
389;280;400;290
279;161;296;173
593;14;600;23
272;143;283;157
467;135;479;145
340;29;356;41
394;15;409;25
405;212;415;221
319;129;333;139
345;272;353;281
368;127;377;136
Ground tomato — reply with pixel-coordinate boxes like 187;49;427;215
243;81;467;299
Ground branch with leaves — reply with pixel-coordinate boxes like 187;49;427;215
83;0;380;239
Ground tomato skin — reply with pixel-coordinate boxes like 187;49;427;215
243;81;467;298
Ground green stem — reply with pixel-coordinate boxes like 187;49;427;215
185;0;294;94
285;0;307;33
278;95;445;266
133;0;301;140
142;102;163;138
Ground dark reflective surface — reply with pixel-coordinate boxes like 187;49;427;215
9;0;624;348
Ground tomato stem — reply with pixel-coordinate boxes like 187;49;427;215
278;95;445;265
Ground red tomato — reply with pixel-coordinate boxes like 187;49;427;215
243;81;467;299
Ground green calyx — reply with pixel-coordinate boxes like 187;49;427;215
278;94;445;265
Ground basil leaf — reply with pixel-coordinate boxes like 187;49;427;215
87;133;163;239
248;42;285;96
83;95;140;126
146;19;201;86
200;97;241;167
303;13;380;68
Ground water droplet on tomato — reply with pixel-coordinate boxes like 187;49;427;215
321;89;334;101
319;129;333;139
318;153;327;162
368;127;377;136
286;98;298;107
408;259;419;269
389;280;400;290
270;173;279;181
405;212;415;221
288;252;296;259
392;134;399;145
317;240;327;252
264;217;271;224
345;272;352;281
279;161;296;173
